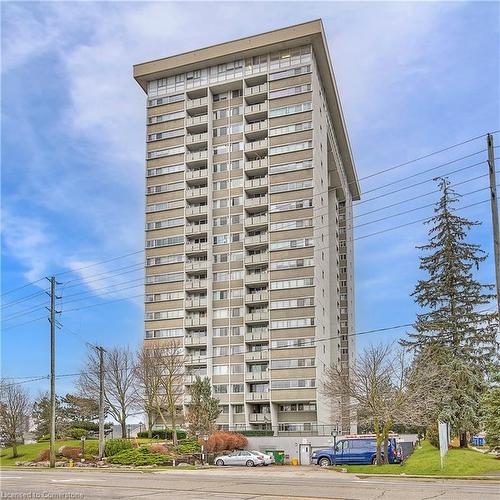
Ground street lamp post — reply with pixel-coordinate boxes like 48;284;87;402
331;429;338;465
203;435;209;465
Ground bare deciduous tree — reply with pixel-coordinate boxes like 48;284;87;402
77;346;138;438
0;379;31;458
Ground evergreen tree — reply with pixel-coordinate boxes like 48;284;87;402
481;366;500;449
185;377;221;436
403;177;498;447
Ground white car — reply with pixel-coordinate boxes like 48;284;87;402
251;451;274;465
214;450;265;467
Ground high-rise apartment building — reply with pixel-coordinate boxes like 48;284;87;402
134;20;360;435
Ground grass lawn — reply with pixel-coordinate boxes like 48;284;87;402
0;440;82;467
341;440;500;477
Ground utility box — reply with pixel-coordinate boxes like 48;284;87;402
266;449;285;464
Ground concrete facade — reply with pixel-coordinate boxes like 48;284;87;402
134;20;360;435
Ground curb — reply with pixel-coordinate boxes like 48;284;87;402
354;473;500;481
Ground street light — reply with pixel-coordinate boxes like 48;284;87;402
331;428;338;465
203;435;209;465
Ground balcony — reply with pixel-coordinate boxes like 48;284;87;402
246;371;269;382
245;102;268;119
186;132;208;147
186;168;208;180
247;392;270;401
184;335;207;346
245;311;269;323
185;297;207;309
244;252;268;266
245;330;269;342
245;83;268;98
185;279;208;290
186;114;208;127
249;412;271;423
185;223;208;235
186;97;208;112
185;205;208;217
185;260;208;272
244;233;268;248
245;291;269;304
185;316;207;327
246;350;269;361
245;213;268;228
185;354;207;365
185;186;208;201
245;196;268;210
245;272;268;284
185;242;208;254
185;150;208;165
244;120;268;133
245;139;268;153
245;158;268;175
244;177;268;194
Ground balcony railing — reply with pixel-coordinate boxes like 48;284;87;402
249;412;271;423
245;83;268;96
245;330;269;342
185;354;208;364
245;233;268;246
185;279;208;290
185;223;208;235
185;242;208;253
185;186;208;199
245;158;268;171
186;150;208;162
245;272;268;284
186;97;208;109
245;292;269;304
245;196;268;208
245;139;268;152
186;132;208;145
245;311;269;323
245;103;268;115
186;168;208;180
244;120;268;133
185;260;208;272
186;115;208;126
185;316;207;327
184;335;208;346
245;214;268;227
246;371;269;381
185;297;207;309
244;177;268;189
246;350;269;361
185;205;208;216
247;392;270;401
244;252;268;265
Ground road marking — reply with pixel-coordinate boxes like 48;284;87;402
1;476;23;479
51;479;105;483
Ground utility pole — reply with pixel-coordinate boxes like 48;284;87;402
95;346;106;460
46;276;60;469
487;133;500;312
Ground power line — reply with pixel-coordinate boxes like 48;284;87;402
1;278;46;297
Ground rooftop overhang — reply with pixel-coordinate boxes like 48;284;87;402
133;19;360;200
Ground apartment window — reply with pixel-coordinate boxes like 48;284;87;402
213;327;229;337
270;258;313;270
271;379;315;389
270;297;314;310
269;121;312;137
147;93;184;107
269;101;311;118
147;181;184;194
213;366;229;376
231;214;242;224
213;290;229;300
146;254;184;266
213;216;229;227
233;404;244;413
231;345;244;355
146;218;184;230
145;272;184;284
147;145;185;159
213;346;229;356
213;235;229;245
213;198;229;208
231;196;243;206
213;159;242;173
270;278;314;290
145;309;184;320
213;108;228;120
231;307;242;318
213;180;229;190
213;92;228;102
145;328;183;339
269;47;311;70
213;124;243;137
270;219;313;231
231;105;242;116
231;233;242;243
213;308;229;319
230;141;243;152
230;270;244;280
271;338;314;349
213;272;229;282
269;159;313;175
269;140;312;156
270;199;312;213
231;364;244;374
270;180;313;194
231;326;244;336
147;128;184;142
270;318;314;329
271;358;315;369
145;291;184;303
146;200;184;213
270;238;313;251
279;403;316;412
147;164;184;177
213;384;228;393
146;236;184;248
230;288;243;298
232;384;244;394
269;84;312;100
147;110;184;124
213;144;228;155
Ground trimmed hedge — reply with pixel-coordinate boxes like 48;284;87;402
66;427;88;439
175;438;201;454
107;447;172;466
137;429;186;440
238;430;274;437
105;438;133;457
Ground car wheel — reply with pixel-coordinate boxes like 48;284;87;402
216;459;224;466
371;456;377;465
318;457;331;467
246;460;255;467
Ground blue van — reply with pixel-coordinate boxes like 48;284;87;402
311;437;401;466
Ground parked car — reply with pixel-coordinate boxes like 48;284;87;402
251;450;274;465
311;437;402;466
214;450;265;467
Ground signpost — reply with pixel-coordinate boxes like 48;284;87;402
438;421;449;469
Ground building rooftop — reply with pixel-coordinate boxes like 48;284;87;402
134;19;360;200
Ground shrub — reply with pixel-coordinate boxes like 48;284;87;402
83;441;99;457
66;427;88;440
204;432;248;453
60;446;82;460
426;423;439;448
107;447;172;466
137;429;186;440
149;444;169;454
69;421;99;432
37;434;51;443
175;438;201;455
37;449;50;461
105;438;133;457
239;430;274;437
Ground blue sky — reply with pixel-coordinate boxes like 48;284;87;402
1;1;499;399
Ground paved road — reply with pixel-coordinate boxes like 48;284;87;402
1;467;498;499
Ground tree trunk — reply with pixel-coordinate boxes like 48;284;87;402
374;418;382;465
171;406;177;446
121;417;127;439
383;424;390;465
459;432;468;448
147;412;153;439
11;439;17;459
